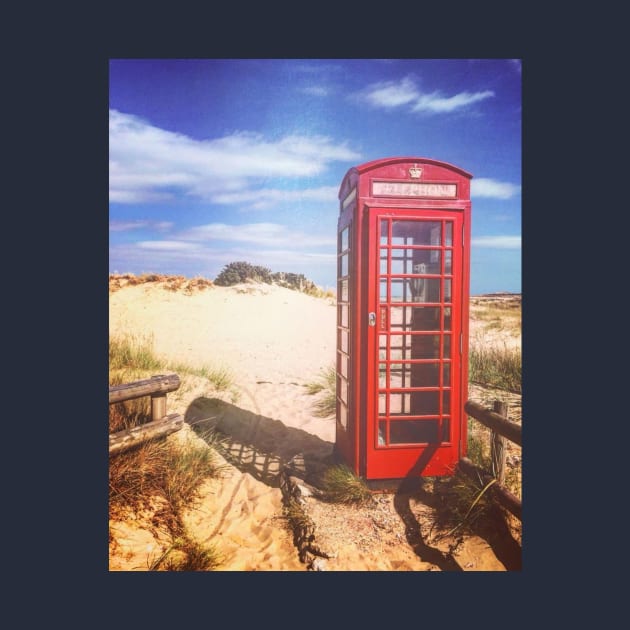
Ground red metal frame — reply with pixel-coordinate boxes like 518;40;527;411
335;157;471;480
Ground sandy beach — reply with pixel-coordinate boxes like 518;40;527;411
109;277;521;571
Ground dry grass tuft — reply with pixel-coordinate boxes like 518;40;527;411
109;328;232;570
109;273;214;295
109;432;228;570
429;471;501;541
305;365;337;418
319;464;375;505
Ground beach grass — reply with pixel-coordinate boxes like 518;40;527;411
305;365;337;418
109;332;230;570
319;464;374;505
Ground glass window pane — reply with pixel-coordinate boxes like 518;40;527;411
389;336;411;360
339;352;348;377
445;222;452;246
340;330;348;353
442;418;450;442
411;254;441;274
380;253;388;274
391;255;409;275
340;279;348;301
390;306;410;330
430;224;441;246
410;278;441;302
414;363;440;387
379;393;386;414
339;376;348;403
341;227;348;251
390;279;408;302
390;334;440;359
443;362;451;386
390;362;440;388
339;304;348;328
392;221;441;246
390;420;439;444
379;334;387;360
339;403;347;429
380;280;388;302
410;391;440;415
389;393;411;414
444;279;452;303
408;306;440;330
443;391;450;415
443;334;451;358
340;254;348;277
427;257;441;275
380;220;388;244
378;363;387;388
411;335;441;359
389;363;408;389
444;249;452;274
444;307;451;330
378;421;386;446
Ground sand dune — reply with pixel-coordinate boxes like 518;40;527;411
109;282;337;442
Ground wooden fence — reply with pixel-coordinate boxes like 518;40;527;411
460;399;522;520
109;374;183;455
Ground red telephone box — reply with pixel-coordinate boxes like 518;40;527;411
335;157;472;480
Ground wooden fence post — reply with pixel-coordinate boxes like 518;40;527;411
151;375;168;421
109;374;184;456
491;400;508;485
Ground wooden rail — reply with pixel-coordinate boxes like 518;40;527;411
109;374;183;455
464;400;521;446
460;399;522;520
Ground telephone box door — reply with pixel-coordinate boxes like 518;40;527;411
366;209;465;478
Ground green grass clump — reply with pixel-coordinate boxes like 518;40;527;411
109;333;162;372
109;432;226;516
469;344;521;394
320;464;374;505
431;472;498;540
305;366;337;418
159;538;222;571
109;432;227;571
466;417;491;470
109;332;234;395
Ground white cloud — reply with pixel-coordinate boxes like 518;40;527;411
411;90;495;113
109;220;174;232
137;240;201;251
354;76;494;114
211;186;338;209
472;236;521;249
109;220;149;232
471;178;521;199
109;110;361;204
360;77;420;108
179;222;335;248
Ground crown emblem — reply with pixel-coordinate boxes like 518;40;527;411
409;165;422;179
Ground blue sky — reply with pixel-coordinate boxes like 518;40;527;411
109;59;521;294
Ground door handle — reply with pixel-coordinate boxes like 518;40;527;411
368;312;376;327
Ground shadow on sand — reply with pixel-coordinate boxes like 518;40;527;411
185;397;335;488
389;446;464;571
391;450;522;571
186;397;521;570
